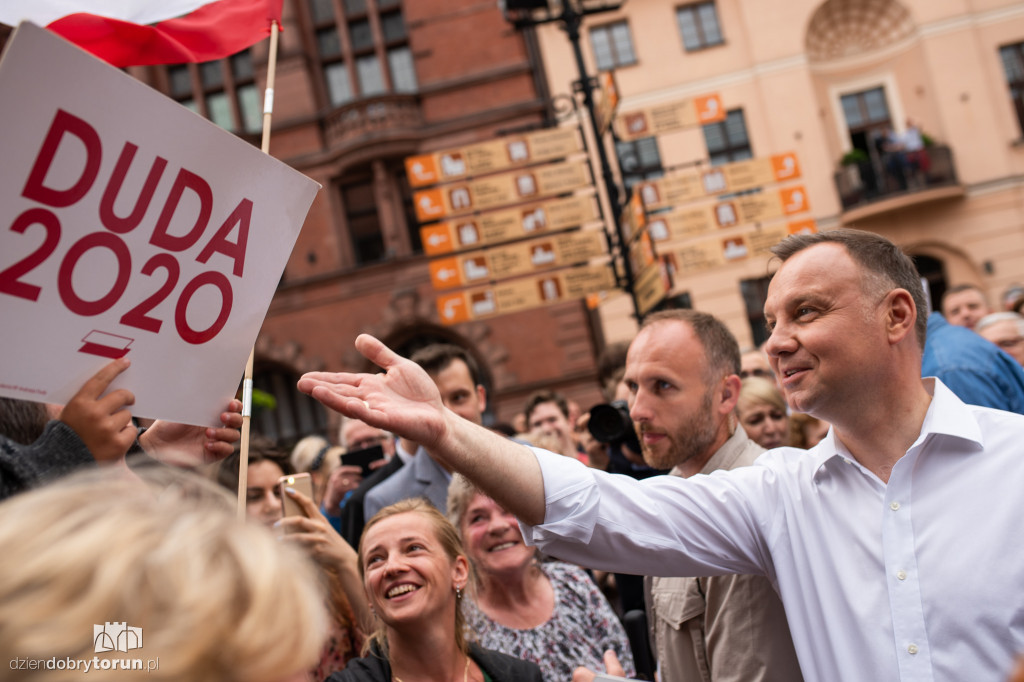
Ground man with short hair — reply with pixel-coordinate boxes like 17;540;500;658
627;309;802;682
524;390;580;460
333;416;400;543
739;346;774;382
976;312;1024;366
362;343;486;520
300;229;1024;680
941;283;991;329
922;311;1024;413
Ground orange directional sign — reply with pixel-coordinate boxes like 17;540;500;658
420;194;599;256
662;220;817;277
405;127;583;188
616;93;725;141
435;264;616;324
596;71;620;136
414;160;592;222
638;152;801;211
429;230;607;290
634;260;672;316
645;184;810;244
619;191;647;244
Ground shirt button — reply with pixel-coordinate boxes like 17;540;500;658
890;501;901;511
908;644;919;655
897;570;907;580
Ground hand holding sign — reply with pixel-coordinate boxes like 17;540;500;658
58;357;137;462
139;397;243;466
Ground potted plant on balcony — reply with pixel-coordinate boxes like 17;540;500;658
839;148;869;191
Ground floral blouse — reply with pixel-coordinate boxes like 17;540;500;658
463;561;635;682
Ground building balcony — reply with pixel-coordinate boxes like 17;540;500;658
833;145;964;222
323;93;424;151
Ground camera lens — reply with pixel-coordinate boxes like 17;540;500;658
588;400;632;443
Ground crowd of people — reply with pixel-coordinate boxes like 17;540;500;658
3;228;1024;682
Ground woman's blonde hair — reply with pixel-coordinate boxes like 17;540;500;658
358;498;469;658
0;467;327;682
738;375;787;413
291;435;343;475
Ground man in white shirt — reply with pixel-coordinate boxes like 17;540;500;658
299;228;1024;681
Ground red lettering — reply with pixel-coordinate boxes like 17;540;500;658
23;109;102;208
119;253;180;333
149;169;212;251
0;209;62;301
57;232;131;316
100;143;168;234
175;271;233;344
196;199;251;277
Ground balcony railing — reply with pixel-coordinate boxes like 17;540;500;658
323;93;423;149
833;145;959;212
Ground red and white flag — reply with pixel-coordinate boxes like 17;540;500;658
0;0;282;67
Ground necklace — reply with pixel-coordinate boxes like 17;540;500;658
393;653;470;682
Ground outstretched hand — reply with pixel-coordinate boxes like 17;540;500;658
298;335;449;449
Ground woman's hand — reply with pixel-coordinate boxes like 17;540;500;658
277;486;372;632
572;650;626;682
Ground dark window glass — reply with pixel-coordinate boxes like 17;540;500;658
590;21;637;70
703;109;752;165
309;0;335;24
616;136;663;189
741;275;773;347
342;178;385;264
344;0;367;15
381;12;406;42
230;51;253;80
999;42;1024;136
349;19;374;51
676;2;724;51
168;65;193;98
199;61;223;88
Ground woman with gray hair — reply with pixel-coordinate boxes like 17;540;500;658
447;474;634;682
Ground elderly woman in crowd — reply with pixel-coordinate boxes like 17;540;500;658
328;498;542;682
447;474;634;682
736;375;791;449
0;468;326;682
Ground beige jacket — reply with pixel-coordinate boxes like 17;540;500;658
646;428;803;682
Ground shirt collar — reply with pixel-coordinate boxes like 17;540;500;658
805;377;985;482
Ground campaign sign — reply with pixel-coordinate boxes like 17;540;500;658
0;23;320;426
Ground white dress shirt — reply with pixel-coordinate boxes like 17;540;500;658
520;379;1024;682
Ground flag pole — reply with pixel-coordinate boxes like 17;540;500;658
236;18;281;520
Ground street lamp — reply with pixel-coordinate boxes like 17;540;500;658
500;0;644;321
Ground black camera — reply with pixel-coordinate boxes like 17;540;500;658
588;399;641;454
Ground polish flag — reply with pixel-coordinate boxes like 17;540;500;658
0;0;283;67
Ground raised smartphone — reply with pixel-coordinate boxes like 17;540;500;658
278;472;314;518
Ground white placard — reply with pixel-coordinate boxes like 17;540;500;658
0;23;320;426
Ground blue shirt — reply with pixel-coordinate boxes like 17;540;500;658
922;312;1024;414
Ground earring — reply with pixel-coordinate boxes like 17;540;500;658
455;584;463;600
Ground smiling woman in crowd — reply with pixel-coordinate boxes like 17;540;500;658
329;498;541;682
447;475;634;682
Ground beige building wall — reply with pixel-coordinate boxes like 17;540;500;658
534;0;1024;349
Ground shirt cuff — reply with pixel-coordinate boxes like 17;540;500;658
517;446;602;547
